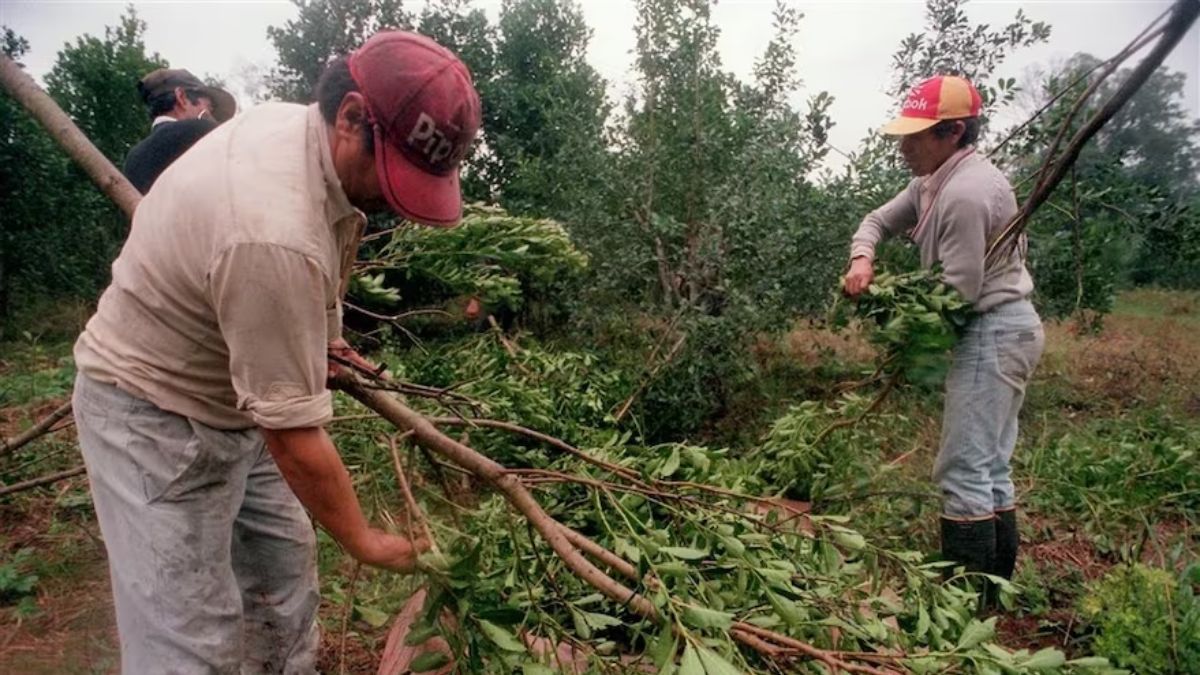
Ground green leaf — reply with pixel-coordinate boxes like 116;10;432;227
1065;656;1113;667
478;619;526;652
679;643;705;675
355;605;390;628
915;602;930;638
409;651;451;672
660;446;681;477
523;664;557;675
660;546;708;560
831;530;867;552
955;617;996;650
681;604;733;630
1021;647;1066;669
404;624;439;646
719;536;745;556
766;590;803;626
696;646;743;675
580;611;623;630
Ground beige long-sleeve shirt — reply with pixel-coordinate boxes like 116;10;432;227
850;147;1033;312
75;103;365;430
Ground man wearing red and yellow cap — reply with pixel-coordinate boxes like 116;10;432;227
71;31;480;673
844;76;1044;603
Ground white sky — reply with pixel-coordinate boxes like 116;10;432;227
2;0;1198;163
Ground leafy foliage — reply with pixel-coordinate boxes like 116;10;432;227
835;267;974;386
354;204;586;322
1080;563;1200;674
1017;413;1200;550
265;0;411;102
369;336;1082;672
1;12;162;325
0;547;40;618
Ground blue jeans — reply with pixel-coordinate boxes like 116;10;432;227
933;300;1044;519
72;374;320;674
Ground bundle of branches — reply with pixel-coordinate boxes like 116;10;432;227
350;205;587;324
339;372;1093;673
832;267;974;388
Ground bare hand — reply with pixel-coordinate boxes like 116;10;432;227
351;528;430;573
842;257;875;298
327;337;378;381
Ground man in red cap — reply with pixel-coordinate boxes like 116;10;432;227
843;75;1044;606
71;31;480;673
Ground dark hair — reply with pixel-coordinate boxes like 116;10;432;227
932;117;981;148
315;55;374;152
146;88;205;120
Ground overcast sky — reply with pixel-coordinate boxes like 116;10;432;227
3;0;1198;164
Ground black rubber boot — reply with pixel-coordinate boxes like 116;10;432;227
940;517;996;610
993;509;1019;580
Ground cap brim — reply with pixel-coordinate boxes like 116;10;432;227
879;116;939;136
375;126;463;227
199;86;237;122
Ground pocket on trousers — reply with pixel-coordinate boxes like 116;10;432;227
993;326;1044;388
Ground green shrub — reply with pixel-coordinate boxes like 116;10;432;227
1080;563;1200;674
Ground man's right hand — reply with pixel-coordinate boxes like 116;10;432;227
351;528;429;572
843;257;875;298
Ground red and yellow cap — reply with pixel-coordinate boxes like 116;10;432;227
880;75;982;136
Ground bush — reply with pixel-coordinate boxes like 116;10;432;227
1080;563;1200;674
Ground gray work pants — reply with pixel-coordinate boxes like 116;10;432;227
933;299;1045;519
72;374;320;674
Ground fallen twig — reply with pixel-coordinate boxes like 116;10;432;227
0;401;74;459
0;465;86;498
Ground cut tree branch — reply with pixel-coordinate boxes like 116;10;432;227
986;0;1200;266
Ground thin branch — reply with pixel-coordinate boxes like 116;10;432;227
811;371;900;447
988;8;1171;159
426;416;646;486
388;432;440;555
613;333;687;423
0;465;86;498
343;302;451;324
1;401;74;459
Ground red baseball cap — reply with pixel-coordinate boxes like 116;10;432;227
880;75;982;136
348;31;481;227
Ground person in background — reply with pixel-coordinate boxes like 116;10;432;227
123;68;236;192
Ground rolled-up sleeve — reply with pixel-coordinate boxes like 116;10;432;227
209;242;333;429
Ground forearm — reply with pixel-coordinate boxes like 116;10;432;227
261;426;373;558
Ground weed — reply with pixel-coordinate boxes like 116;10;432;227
0;547;40;618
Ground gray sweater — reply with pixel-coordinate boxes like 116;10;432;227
850;148;1033;312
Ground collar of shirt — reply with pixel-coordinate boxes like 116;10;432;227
920;145;976;199
151;115;177;129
